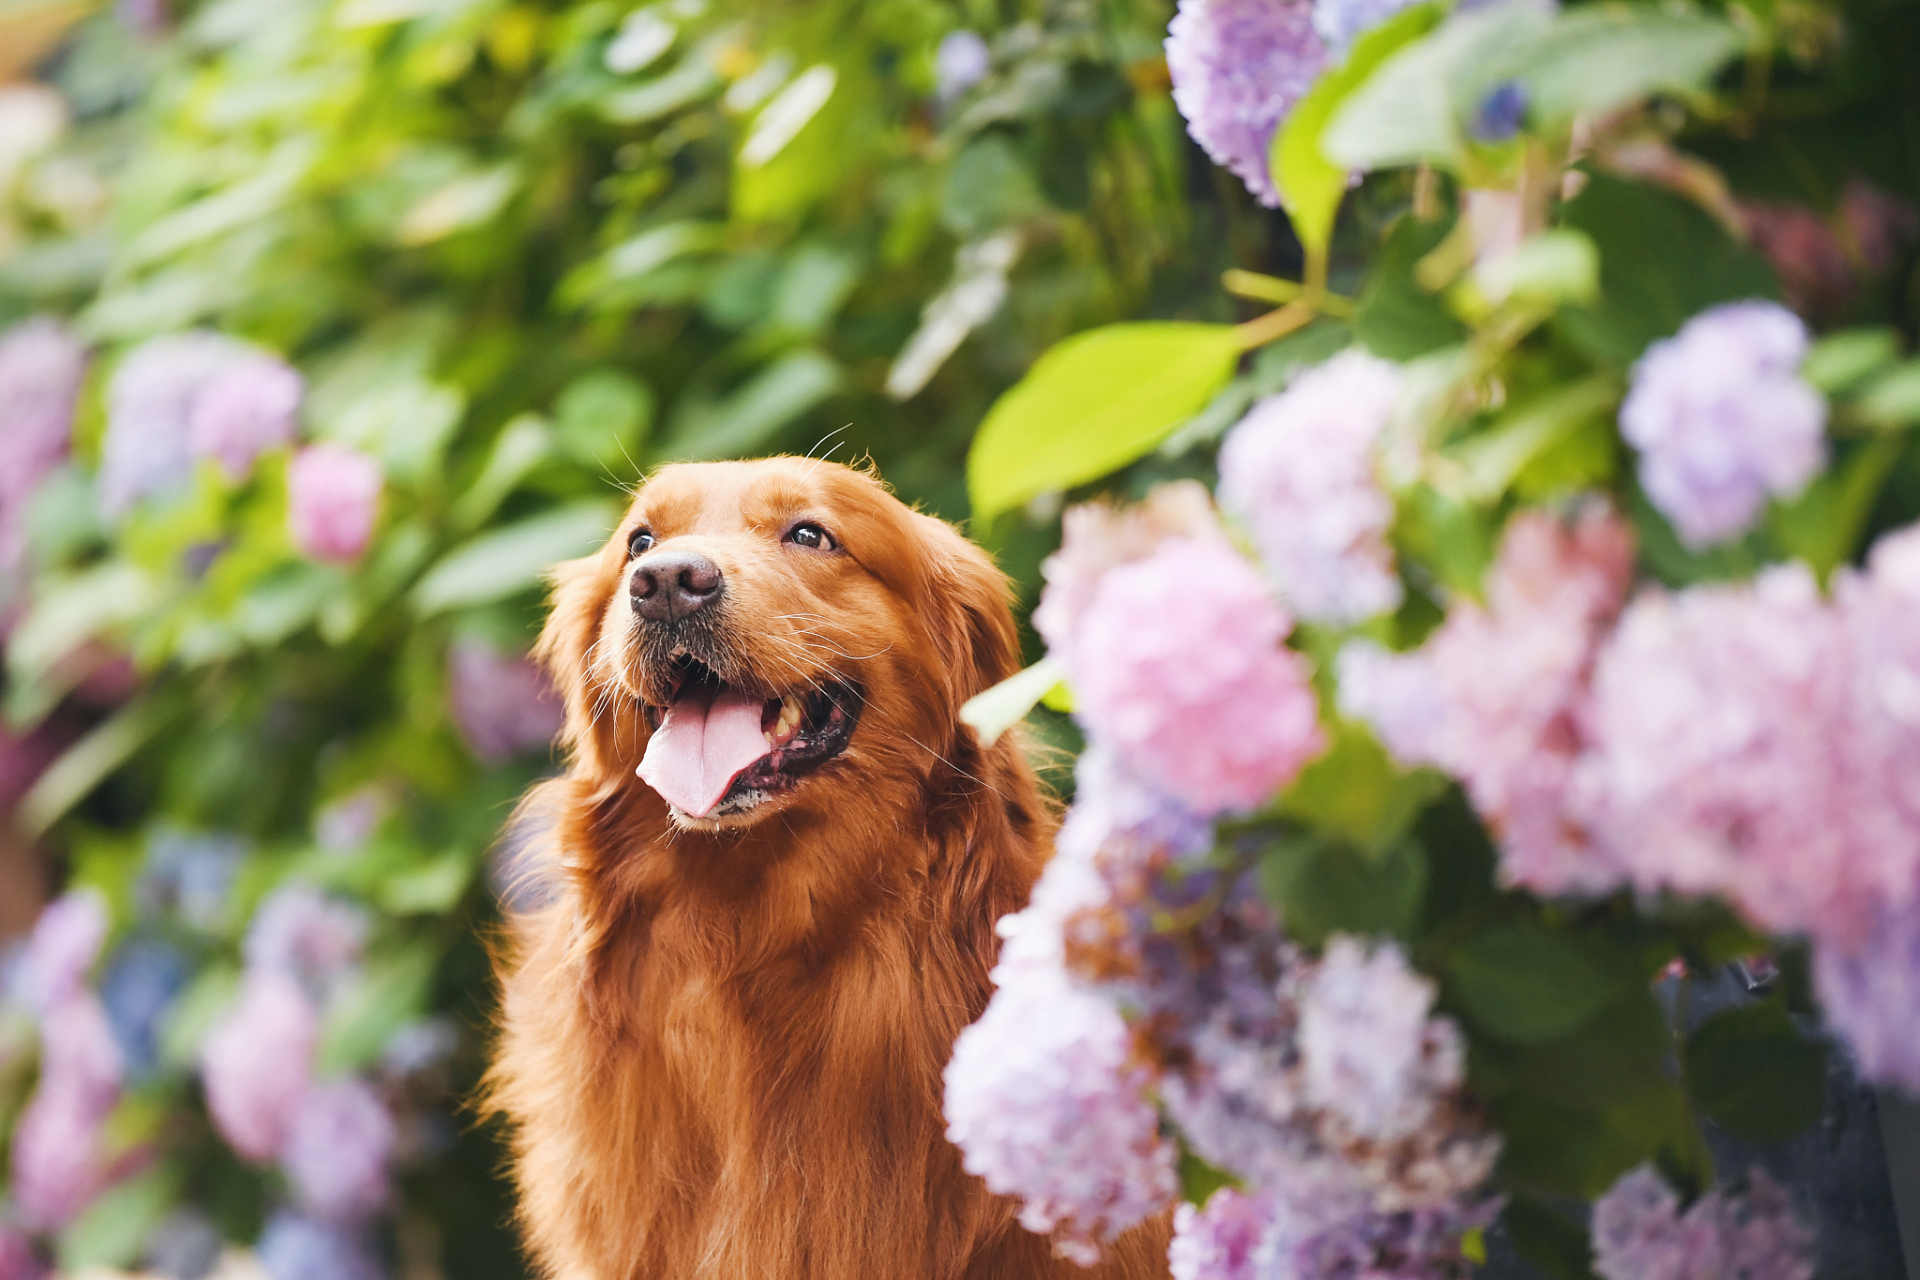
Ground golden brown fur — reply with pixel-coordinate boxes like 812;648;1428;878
485;459;1170;1280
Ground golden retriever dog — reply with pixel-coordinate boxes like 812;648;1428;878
485;458;1169;1280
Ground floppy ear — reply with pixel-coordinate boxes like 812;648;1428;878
911;513;1021;717
534;552;616;768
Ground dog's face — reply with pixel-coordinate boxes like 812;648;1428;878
538;458;1018;832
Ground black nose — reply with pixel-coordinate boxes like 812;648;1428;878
630;551;724;623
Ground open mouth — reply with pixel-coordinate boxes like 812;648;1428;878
635;657;863;819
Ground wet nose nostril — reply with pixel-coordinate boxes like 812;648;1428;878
630;551;724;621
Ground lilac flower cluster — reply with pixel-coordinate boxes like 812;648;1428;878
7;891;127;1232
1165;0;1329;207
1217;350;1404;625
1619;302;1827;549
1171;1185;1495;1280
447;639;564;763
201;883;397;1225
0;319;85;590
101;332;304;516
1590;1166;1814;1280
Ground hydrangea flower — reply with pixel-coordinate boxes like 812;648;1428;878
12;993;124;1230
1811;902;1920;1094
1165;0;1328;207
100;332;243;516
256;1212;384;1280
99;938;189;1076
1033;481;1222;660
287;445;382;564
1339;505;1634;894
15;889;109;1013
1071;537;1324;815
137;829;244;931
200;969;318;1162
1169;1183;1494;1280
283;1079;396;1222
447;640;564;762
1169;1188;1270;1280
1591;1166;1813;1280
244;883;369;999
0;318;85;576
187;349;303;481
1618;301;1827;549
1297;936;1464;1144
0;1225;41;1280
943;965;1177;1264
935;30;991;100
1217;350;1403;625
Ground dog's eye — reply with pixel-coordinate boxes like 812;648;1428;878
784;522;835;551
627;527;656;557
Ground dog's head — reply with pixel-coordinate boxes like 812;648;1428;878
537;458;1019;832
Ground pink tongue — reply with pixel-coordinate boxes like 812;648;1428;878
637;686;772;817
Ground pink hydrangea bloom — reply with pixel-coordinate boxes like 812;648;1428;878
287;445;382;564
1169;1188;1270;1280
1164;0;1328;207
1297;937;1463;1144
0;318;84;577
1217;351;1404;625
200;969;318;1163
1591;1166;1813;1280
943;964;1176;1264
1619;302;1827;549
447;639;564;763
244;884;369;999
0;1225;42;1280
1072;537;1324;815
11;993;124;1231
187;350;303;481
17;889;110;1014
1573;565;1863;937
282;1079;396;1222
1812;902;1920;1094
1339;505;1634;894
100;332;242;516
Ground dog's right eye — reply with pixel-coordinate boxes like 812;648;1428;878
627;527;655;557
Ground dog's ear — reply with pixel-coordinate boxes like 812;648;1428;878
535;551;614;764
911;513;1021;714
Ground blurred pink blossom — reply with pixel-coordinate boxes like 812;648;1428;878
447;640;564;763
283;1079;396;1222
200;969;318;1163
287;446;381;564
188;350;303;481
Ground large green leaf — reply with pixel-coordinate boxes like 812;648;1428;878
412;501;618;615
1259;837;1428;948
1515;10;1745;125
1273;3;1445;254
1354;215;1468;360
1687;999;1827;1143
1450;924;1616;1043
967;322;1242;522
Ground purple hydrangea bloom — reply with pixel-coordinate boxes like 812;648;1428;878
100;332;243;516
282;1078;397;1222
12;992;124;1230
1591;1165;1813;1280
942;965;1177;1264
1166;0;1329;207
287;445;382;564
16;889;109;1013
1217;350;1404;625
0;318;85;577
244;883;369;1000
99;937;189;1076
1619;301;1827;549
187;349;303;481
935;30;991;100
1812;903;1920;1093
0;1226;41;1280
1071;537;1325;815
1169;1187;1270;1280
447;639;564;763
256;1213;384;1280
1312;0;1417;49
200;969;318;1163
1170;1183;1494;1280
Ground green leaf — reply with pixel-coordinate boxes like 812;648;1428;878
1856;360;1920;428
662;349;843;460
158;964;243;1072
1278;718;1443;856
57;1164;180;1272
1557;175;1776;363
1450;925;1615;1043
18;699;169;838
1273;3;1445;254
413;501;617;615
1501;1198;1600;1280
959;656;1066;747
967;323;1242;522
452;414;556;531
1355;216;1468;360
6;561;162;686
1446;376;1618;503
1478;229;1600;307
1259;837;1427;948
1767;435;1903;580
556;370;655;476
379;850;477;915
1687;999;1827;1143
1515;10;1745;125
1803;327;1901;395
318;942;438;1075
1177;1142;1241;1208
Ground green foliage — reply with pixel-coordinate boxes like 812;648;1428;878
1686;999;1828;1143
